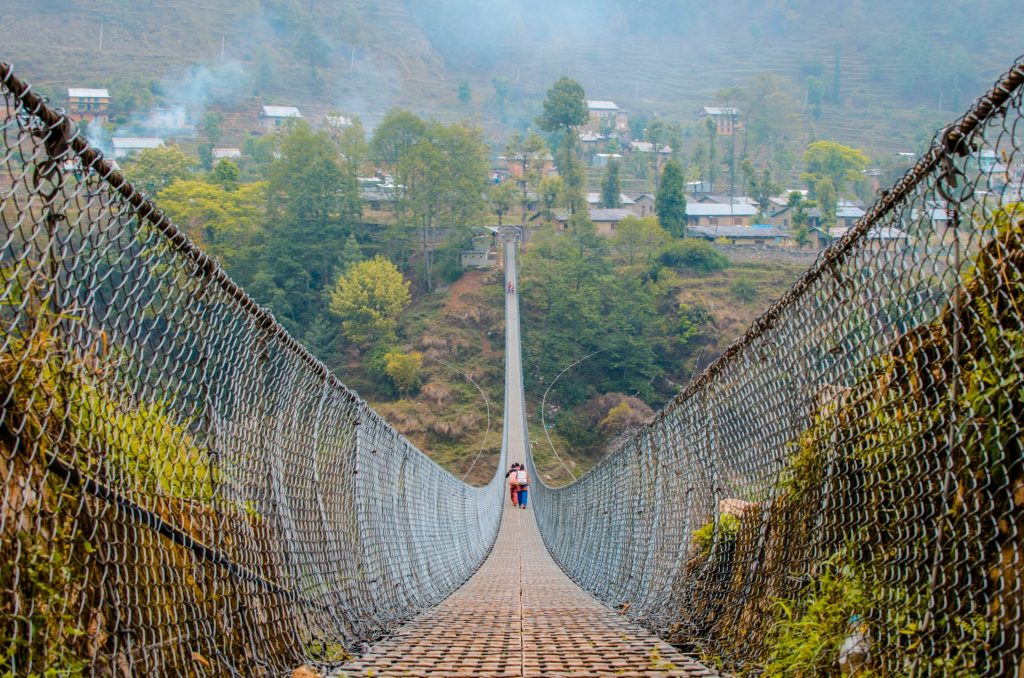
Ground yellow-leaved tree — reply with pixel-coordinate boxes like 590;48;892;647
384;351;424;394
329;255;411;345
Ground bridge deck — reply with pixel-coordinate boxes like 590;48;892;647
337;239;716;677
336;502;716;677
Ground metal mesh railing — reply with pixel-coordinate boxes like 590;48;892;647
0;62;505;676
531;56;1024;675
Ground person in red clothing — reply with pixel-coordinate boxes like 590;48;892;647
505;463;521;506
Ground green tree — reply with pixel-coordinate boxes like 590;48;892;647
488;181;517;227
554;133;586;215
741;160;780;216
398;121;488;291
504;133;549;225
458;80;471;104
611;216;668;266
209;159;241;190
536;77;588;134
202;111;223;147
704;117;719;186
157;178;265;268
813;176;838;228
370;109;427;168
339;232;364;274
802;141;869;197
788;191;811;247
655;159;687;238
329;256;411;345
600;160;621;208
538;175;563;220
255;123;361;335
122;146;195;196
384;351;423;394
326;114;368;170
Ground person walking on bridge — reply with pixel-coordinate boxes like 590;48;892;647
515;465;529;509
505;463;521;507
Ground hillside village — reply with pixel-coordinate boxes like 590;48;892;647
63;83;1023;271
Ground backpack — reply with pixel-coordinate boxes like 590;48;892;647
516;469;529;486
509;470;519;486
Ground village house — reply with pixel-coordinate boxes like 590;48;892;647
688;224;790;247
584;100;629;136
500;152;555;178
212;148;242;160
631;193;656;218
111;137;164;159
626;140;672;171
810;225;909;251
586;192;635;210
685;202;757;228
699;107;740;135
67;88;110;123
805;201;866;229
258;105;302;130
553;208;632;237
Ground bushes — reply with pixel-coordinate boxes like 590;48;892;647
658;239;730;273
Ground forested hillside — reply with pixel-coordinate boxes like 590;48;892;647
2;0;1022;151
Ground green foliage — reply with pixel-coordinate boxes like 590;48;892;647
535;76;588;133
802;140;868;196
814;176;837;227
611;216;668;267
488;181;518;226
122;145;196;196
659;239;729;273
209;159;241;190
691;513;739;558
656;159;687;238
600;160;621;208
370;108;427;168
329;255;411;345
384;351;424;394
457;79;471;104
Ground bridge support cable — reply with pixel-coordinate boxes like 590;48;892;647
528;55;1024;674
0;61;505;675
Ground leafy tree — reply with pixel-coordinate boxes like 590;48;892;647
504;133;549;225
704;117;719;186
538;175;563;219
554;133;586;215
600;160;621;208
741;160;780;216
788;191;811;247
122;146;195;196
536;77;588;134
659;239;729;273
329;256;411;345
256;123;361;335
488;181;518;227
802;141;868;197
202;111;223;147
813;176;838;228
458;80;471;104
326;114;368;169
655;159;687;238
611;216;668;266
209;159;241;190
384;351;423;394
339;233;364;274
740;73;801;171
370;109;427;168
398;121;488;291
157;178;265;268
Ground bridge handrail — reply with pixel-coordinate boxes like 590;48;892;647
530;54;1024;675
0;61;504;674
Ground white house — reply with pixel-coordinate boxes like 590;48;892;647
111;137;164;159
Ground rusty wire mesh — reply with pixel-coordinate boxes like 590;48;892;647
0;62;506;676
531;57;1024;675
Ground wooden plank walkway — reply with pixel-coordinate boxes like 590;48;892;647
335;240;718;677
336;503;717;677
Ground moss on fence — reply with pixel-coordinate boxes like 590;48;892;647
680;206;1024;675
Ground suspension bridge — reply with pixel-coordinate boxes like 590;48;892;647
1;54;1023;677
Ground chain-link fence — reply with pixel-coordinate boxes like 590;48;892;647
532;57;1024;675
0;62;505;676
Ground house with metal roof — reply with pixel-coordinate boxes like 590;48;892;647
584;100;629;136
688;224;789;246
685;202;757;227
258;105;302;130
699;106;740;135
111;137;164;159
67;88;110;123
